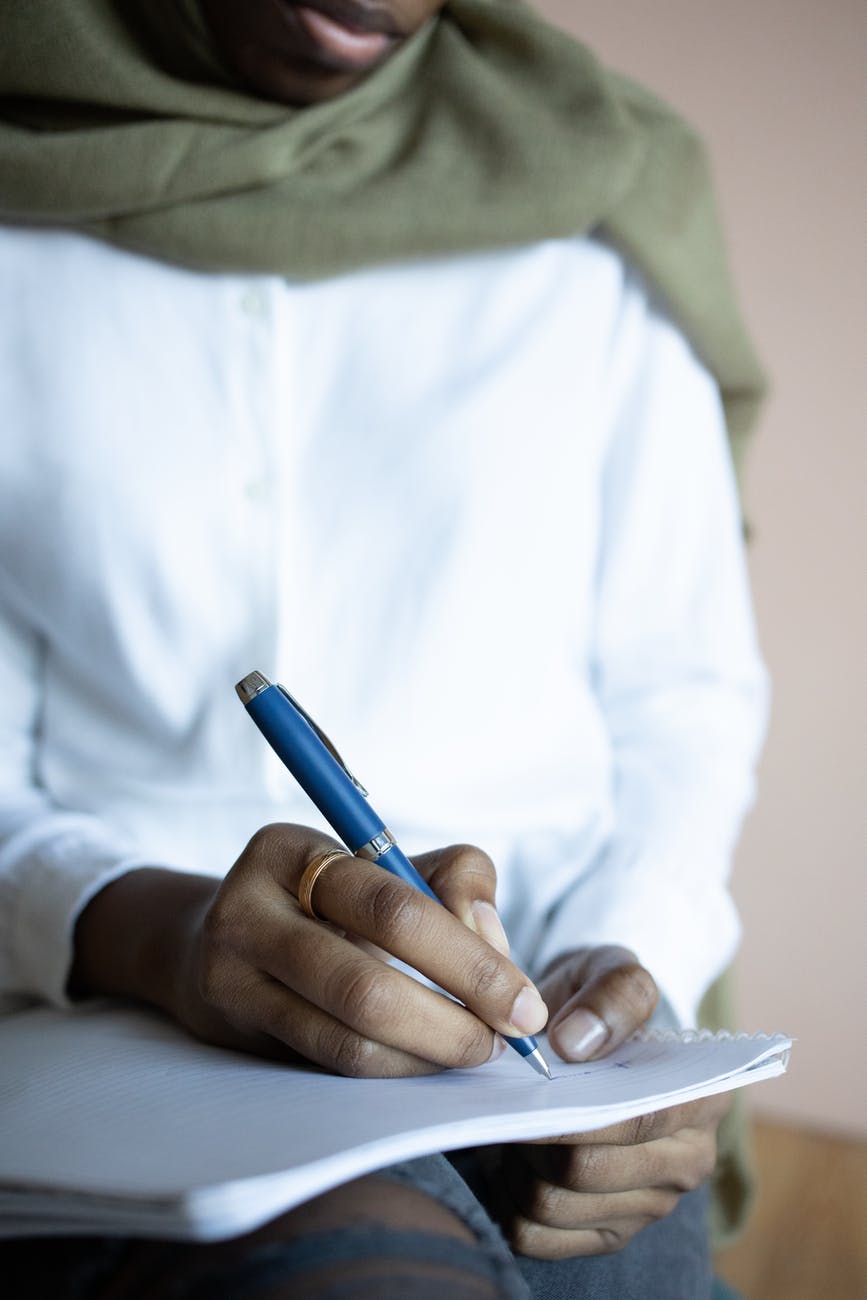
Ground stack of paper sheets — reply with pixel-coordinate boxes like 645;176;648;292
0;1003;791;1241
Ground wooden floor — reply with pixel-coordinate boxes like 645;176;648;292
714;1120;867;1300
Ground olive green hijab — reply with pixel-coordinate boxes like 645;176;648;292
0;0;764;461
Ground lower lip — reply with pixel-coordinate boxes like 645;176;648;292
294;5;393;68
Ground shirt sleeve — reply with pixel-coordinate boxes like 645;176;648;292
0;599;163;1010
530;278;769;1028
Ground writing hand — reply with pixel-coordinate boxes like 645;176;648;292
71;826;547;1078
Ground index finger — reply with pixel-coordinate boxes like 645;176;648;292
305;852;549;1041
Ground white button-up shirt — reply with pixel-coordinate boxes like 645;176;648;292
0;227;767;1026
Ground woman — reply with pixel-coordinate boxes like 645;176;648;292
0;1;766;1295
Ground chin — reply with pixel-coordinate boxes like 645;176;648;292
236;48;381;105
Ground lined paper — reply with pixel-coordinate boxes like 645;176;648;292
0;1003;791;1240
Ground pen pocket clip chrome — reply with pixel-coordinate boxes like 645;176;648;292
276;684;369;797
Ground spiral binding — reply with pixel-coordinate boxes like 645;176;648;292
632;1027;791;1044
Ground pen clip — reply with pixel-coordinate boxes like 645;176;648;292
276;685;369;797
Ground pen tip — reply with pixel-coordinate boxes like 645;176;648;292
526;1047;554;1080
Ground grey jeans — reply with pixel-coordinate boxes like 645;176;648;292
2;1151;711;1300
397;1148;712;1300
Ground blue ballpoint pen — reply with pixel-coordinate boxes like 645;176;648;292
236;670;552;1080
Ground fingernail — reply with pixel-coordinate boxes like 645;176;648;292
509;987;548;1035
487;1035;507;1063
553;1009;609;1061
469;900;510;956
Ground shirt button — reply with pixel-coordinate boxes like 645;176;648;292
240;287;268;319
244;478;271;503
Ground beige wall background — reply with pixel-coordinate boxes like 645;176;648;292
534;0;866;1137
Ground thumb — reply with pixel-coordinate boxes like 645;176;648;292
541;945;658;1062
412;844;510;957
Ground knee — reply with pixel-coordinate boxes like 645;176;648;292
236;1176;511;1299
272;1173;478;1243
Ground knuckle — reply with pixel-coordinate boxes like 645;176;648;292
336;964;394;1033
701;1139;719;1180
430;844;498;892
201;896;238;955
247;823;277;851
597;1225;629;1255
195;949;224;1006
526;1179;563;1223
246;822;285;862
676;1165;702;1193
564;1144;602;1189
454;843;495;869
451;1018;494;1069
690;1137;718;1187
607;962;658;1019
465;946;509;1003
508;1215;541;1256
364;877;425;941
649;1189;680;1220
245;822;308;881
328;1026;383;1079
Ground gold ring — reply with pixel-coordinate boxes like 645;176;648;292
298;849;351;920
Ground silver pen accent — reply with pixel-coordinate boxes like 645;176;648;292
524;1047;553;1080
356;829;397;861
237;672;368;795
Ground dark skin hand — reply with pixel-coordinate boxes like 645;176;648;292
199;0;448;105
487;945;729;1258
71;826;547;1077
72;837;726;1255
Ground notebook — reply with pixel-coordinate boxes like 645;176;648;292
0;1002;791;1241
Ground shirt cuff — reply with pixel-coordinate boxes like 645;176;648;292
3;815;190;1008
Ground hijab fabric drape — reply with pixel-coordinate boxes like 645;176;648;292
0;0;765;463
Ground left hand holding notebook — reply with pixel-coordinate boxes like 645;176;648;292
491;1087;728;1258
489;944;726;1258
71;825;549;1077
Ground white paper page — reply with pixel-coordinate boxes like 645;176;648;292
0;1004;791;1240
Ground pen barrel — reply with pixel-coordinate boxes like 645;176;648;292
246;686;383;852
377;844;439;902
501;1033;537;1057
243;680;544;1071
